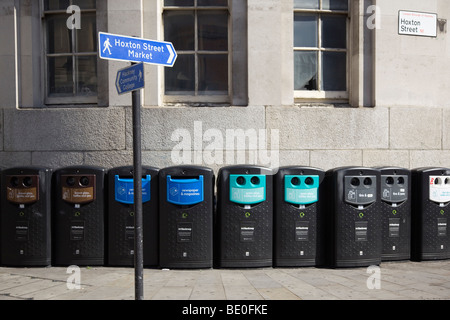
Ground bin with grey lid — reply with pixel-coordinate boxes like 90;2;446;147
107;166;159;267
52;166;106;266
159;165;214;269
215;165;273;268
411;167;450;261
273;166;325;267
1;167;52;267
321;167;381;268
378;167;411;261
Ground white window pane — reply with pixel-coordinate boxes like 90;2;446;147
322;0;348;11
321;51;346;91
48;56;73;96
198;0;228;6
198;54;228;95
164;0;194;6
44;0;70;10
164;11;195;51
165;54;195;95
294;51;318;90
47;15;72;54
73;0;96;9
76;13;97;52
294;0;319;9
198;11;228;51
76;56;97;96
294;14;318;47
322;15;347;49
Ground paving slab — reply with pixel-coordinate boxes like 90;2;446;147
0;260;449;301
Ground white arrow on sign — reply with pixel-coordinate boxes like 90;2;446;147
167;45;175;65
116;71;123;94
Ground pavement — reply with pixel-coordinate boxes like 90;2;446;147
0;260;450;301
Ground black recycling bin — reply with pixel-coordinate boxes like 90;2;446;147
378;167;411;261
215;165;273;268
273;166;325;267
107;166;159;267
52;166;106;266
321;167;381;268
411;167;450;261
1;167;52;267
159;165;214;269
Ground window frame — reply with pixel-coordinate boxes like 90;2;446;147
162;0;232;104
293;0;349;102
41;0;98;105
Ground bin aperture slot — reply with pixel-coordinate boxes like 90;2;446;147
429;176;450;204
61;174;96;204
166;175;204;206
229;174;266;205
284;175;319;205
344;175;377;206
6;175;39;205
115;175;151;204
381;175;408;204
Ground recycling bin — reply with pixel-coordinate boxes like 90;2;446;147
107;166;159;267
159;165;214;269
321;167;381;268
1;167;52;266
378;167;411;261
52;166;107;266
215;165;273;268
273;166;325;267
411;167;450;261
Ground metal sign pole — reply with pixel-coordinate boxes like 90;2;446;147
99;31;177;300
132;77;144;300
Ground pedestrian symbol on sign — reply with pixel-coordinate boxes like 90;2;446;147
103;37;112;55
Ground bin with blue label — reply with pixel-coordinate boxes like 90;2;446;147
107;166;159;267
411;167;450;261
273;166;325;267
1;167;52;267
321;167;382;268
159;165;214;269
378;167;411;261
215;165;273;268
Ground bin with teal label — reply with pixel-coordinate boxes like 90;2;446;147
159;165;214;269
273;166;325;267
215;165;273;268
107;166;159;267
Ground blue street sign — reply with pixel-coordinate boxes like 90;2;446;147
116;63;145;95
99;32;177;67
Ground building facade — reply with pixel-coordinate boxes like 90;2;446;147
0;0;449;172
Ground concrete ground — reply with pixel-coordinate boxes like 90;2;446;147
0;260;449;301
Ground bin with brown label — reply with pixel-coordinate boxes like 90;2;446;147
1;166;52;266
52;166;107;266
